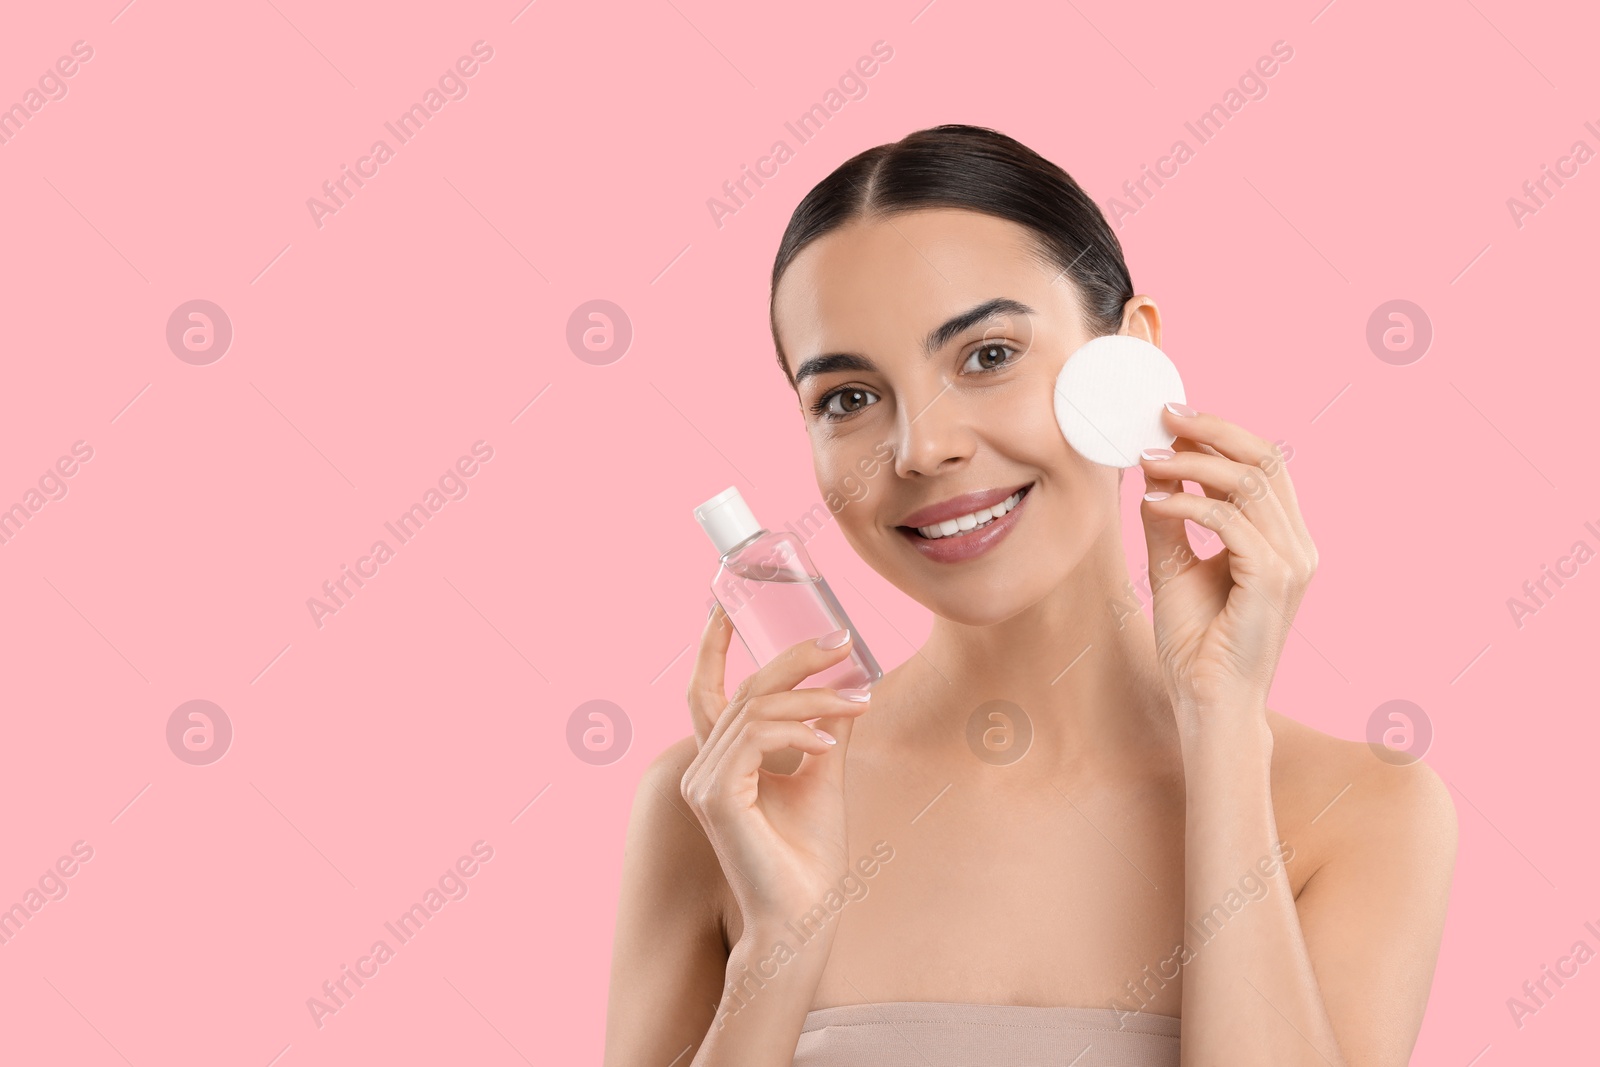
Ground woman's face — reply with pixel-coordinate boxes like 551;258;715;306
774;207;1133;626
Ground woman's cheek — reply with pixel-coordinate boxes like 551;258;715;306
837;472;867;506
815;457;863;521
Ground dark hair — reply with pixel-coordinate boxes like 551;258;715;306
769;124;1134;386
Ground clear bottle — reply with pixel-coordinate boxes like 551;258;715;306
694;487;883;691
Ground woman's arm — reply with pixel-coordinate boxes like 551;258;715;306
605;611;870;1066
1287;750;1457;1063
602;737;841;1067
602;737;727;1066
1137;405;1456;1063
1177;713;1456;1065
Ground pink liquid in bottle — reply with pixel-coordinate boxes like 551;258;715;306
695;487;882;690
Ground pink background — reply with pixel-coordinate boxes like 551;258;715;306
2;0;1596;1063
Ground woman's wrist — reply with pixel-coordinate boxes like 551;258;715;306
731;916;838;981
1175;700;1274;788
724;919;834;999
699;923;834;1061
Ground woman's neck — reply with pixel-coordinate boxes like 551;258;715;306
892;520;1180;776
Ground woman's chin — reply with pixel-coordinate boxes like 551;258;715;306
916;584;1034;628
940;605;1027;628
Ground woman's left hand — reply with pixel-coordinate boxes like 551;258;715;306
1136;402;1317;739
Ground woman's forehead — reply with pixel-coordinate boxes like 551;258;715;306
775;210;1060;368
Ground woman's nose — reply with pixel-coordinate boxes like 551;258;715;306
892;381;974;477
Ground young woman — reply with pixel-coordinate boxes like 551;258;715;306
605;125;1456;1066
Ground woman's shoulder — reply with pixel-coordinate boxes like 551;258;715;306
636;732;702;793
630;734;714;858
624;735;734;937
1264;709;1458;889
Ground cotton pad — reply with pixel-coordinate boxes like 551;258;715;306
1053;335;1185;468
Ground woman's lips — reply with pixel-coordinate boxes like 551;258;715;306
895;484;1033;564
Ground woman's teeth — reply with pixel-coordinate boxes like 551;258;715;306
915;489;1024;540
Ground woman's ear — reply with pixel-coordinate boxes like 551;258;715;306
1118;296;1162;350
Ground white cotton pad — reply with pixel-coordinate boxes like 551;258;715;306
1053;335;1185;468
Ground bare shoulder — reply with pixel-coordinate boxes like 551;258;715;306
606;738;737;1062
623;735;734;943
1260;712;1458;1060
1265;710;1458;892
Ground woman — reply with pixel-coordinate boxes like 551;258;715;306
605;125;1456;1066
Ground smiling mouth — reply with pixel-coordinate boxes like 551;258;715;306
901;484;1034;540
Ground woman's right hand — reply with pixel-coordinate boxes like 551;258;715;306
681;604;871;932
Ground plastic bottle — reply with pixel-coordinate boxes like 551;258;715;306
694;487;883;691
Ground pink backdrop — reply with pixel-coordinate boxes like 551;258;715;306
2;0;1596;1063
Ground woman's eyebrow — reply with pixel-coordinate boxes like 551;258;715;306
924;297;1035;353
792;298;1036;386
794;351;876;386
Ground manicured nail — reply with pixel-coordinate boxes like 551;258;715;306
1165;402;1197;417
706;602;719;622
1140;448;1175;461
838;688;872;702
814;728;838;745
1143;491;1171;501
816;628;851;649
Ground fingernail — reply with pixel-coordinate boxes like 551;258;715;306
1165;402;1197;417
1140;447;1175;461
1143;491;1171;501
816;628;851;649
706;602;719;622
814;728;838;745
838;688;872;702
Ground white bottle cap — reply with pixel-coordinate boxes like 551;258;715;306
694;486;763;555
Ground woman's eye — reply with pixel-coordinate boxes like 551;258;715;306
962;342;1019;374
812;386;879;420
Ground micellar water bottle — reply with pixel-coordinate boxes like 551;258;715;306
694;487;883;691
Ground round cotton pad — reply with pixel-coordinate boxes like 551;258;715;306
1053;336;1185;468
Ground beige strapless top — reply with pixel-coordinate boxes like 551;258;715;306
794;1002;1180;1066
